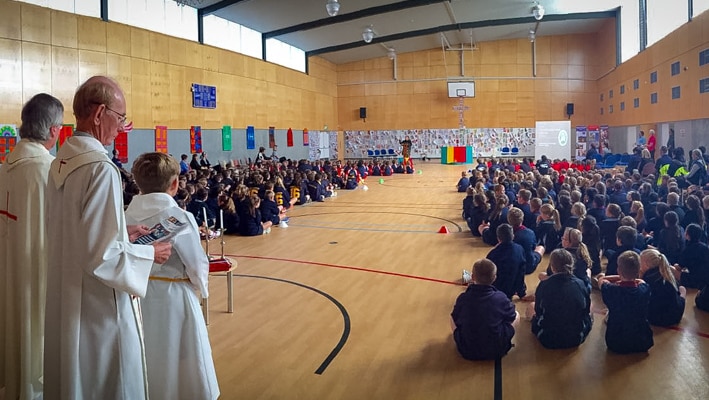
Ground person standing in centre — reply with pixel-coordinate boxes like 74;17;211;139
43;76;172;399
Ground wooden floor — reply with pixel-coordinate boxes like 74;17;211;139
206;163;709;400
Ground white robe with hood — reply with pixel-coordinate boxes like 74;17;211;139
0;140;53;400
125;193;219;400
43;133;154;400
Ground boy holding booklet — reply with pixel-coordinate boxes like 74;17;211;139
126;152;220;399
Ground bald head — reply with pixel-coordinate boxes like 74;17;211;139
72;76;126;145
73;76;123;120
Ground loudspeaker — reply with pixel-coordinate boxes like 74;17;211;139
359;107;367;119
566;103;574;116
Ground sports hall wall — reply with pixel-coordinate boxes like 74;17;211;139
336;19;617;131
0;0;338;165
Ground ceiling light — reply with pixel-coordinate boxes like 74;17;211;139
362;27;375;43
326;0;340;17
387;48;396;60
532;3;545;20
529;29;536;42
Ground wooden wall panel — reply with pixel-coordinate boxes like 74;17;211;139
21;4;50;45
22;42;52;102
51;47;79;122
0;0;21;40
130;27;150;60
149;32;169;64
106;53;132;115
0;38;22;123
77;17;105;52
78;50;107;84
130;58;151;126
51;11;77;48
106;22;131;56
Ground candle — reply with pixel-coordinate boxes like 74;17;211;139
202;207;208;228
220;209;224;231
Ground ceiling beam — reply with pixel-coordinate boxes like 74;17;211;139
199;0;250;17
263;0;449;39
306;11;617;57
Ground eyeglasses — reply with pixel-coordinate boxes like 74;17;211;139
94;102;127;126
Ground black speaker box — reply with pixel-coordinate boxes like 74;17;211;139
566;103;574;116
359;107;367;119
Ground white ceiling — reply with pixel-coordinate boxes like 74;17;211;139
192;0;620;64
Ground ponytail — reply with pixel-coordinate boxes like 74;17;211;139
552;209;562;231
658;253;679;291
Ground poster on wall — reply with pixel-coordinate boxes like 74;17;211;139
303;128;309;146
575;126;587;160
0;124;17;164
114;132;128;163
155;126;168;153
246;126;255;150
190;126;202;154
57;125;74;150
287;128;294;147
268;126;275;149
308;130;320;161
329;131;338;160
222;126;232;151
600;125;610;154
587;125;600;156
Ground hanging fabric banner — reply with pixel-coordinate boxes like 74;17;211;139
114;132;128;163
190;125;202;153
268;126;275;149
599;125;610;154
155;126;168;153
246;126;255;150
303;128;309;146
57;125;74;150
287;128;294;147
575;126;587;160
222;125;232;151
0;124;18;164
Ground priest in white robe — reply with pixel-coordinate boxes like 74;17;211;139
0;94;63;400
43;76;172;400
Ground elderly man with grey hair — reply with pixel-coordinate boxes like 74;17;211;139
0;93;63;400
43;76;172;400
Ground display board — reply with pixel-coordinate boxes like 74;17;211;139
534;121;572;161
191;83;216;109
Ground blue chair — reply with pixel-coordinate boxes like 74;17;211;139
592;153;604;168
388;149;396;157
511;147;519;155
367;150;375;158
374;149;381;157
615;153;630;166
501;147;510;156
604;154;620;167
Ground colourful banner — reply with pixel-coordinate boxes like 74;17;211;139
190;125;202;153
269;126;275;149
600;125;609;154
155;126;168;153
114;132;128;163
0;137;17;164
57;125;74;150
287;128;294;147
222;125;232;151
303;128;309;146
246;126;255;150
575;126;587;160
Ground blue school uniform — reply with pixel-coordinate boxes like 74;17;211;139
259;198;281;225
238;209;264;236
487;241;527;299
643;267;685;327
678;242;709;289
601;281;654;354
457;176;470;192
599;218;621;253
451;284;516;361
513;226;541;274
657;227;685;265
482;208;508;246
531;273;592;349
535;220;560;252
605;245;640;276
545;248;591;291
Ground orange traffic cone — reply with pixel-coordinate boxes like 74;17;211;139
438;225;449;234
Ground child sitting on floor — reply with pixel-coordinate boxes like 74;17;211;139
451;259;518;361
529;249;592;349
639;249;685;327
125;152;220;399
598;251;654;354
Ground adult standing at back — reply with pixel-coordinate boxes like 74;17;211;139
44;76;172;400
0;93;63;400
647;129;657;159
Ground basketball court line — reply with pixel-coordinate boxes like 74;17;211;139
288;211;464;232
